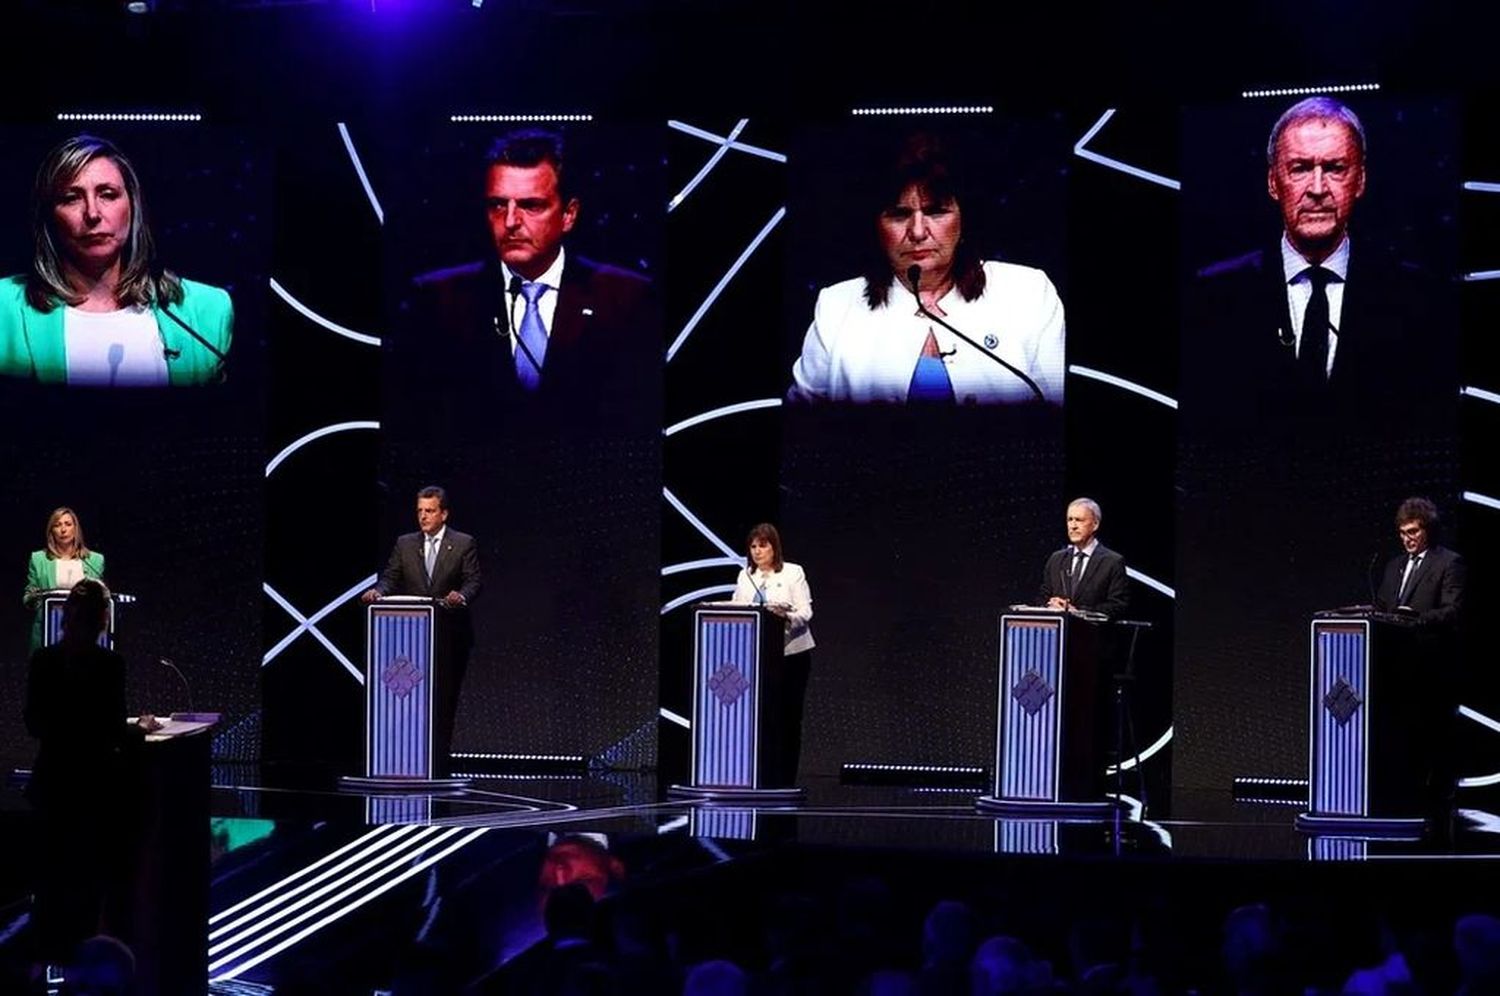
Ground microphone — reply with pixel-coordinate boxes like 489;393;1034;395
160;308;227;364
907;265;1046;403
157;656;194;713
1367;551;1382;608
744;565;768;605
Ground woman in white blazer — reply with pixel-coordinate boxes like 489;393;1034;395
789;131;1064;406
732;522;814;786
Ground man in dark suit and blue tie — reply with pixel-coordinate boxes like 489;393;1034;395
363;485;482;774
1037;497;1130;619
406;128;658;429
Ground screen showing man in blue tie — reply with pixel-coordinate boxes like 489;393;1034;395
362;485;482;775
401;128;658;422
1037;498;1129;619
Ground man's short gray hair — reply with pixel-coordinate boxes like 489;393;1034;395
1266;96;1367;165
1068;497;1102;526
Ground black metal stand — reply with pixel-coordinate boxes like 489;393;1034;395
1110;620;1151;816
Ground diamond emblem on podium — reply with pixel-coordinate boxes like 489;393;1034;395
1323;678;1362;726
1012;670;1054;716
382;655;424;698
709;664;750;705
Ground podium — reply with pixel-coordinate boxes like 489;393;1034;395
39;588;122;648
977;610;1118;815
1296;609;1429;835
122;715;217;996
668;604;805;803
340;597;468;792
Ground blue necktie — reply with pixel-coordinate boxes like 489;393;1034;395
515;281;549;390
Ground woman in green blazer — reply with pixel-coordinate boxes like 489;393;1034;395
0;134;232;387
24;507;105;652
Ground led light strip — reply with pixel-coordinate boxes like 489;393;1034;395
450;113;593;122
851;105;994;116
670;118;749;212
1241;83;1380;99
666;206;786;361
57;112;202;122
1104;725;1173;773
661;584;737;615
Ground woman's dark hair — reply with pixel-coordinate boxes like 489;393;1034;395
745;522;785;573
61;578;110;645
861;131;986;309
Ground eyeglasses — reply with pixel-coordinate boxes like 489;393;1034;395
1397;525;1425;538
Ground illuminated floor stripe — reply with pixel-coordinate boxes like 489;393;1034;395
269;278;382;346
209;825;426;939
1462;181;1500;193
667;207;786;362
211;829;488;982
1073;109;1181;191
1069;365;1177;409
1463;491;1500;511
665;398;782;437
660;707;691;729
337;122;384;225
670;118;749;211
210;828;462;969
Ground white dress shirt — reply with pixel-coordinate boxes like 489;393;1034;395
788;260;1065;405
1280;235;1349;379
732;561;815;655
63;305;168;387
500;247;567;360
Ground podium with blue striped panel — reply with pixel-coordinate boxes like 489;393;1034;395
668;604;805;803
977;611;1115;815
1297;611;1426;835
341;599;468;791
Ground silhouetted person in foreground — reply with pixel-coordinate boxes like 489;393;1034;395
24;580;156;970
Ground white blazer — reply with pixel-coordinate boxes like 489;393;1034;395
788;260;1065;405
732;561;815;655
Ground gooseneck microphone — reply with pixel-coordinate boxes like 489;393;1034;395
1367;552;1382;608
907;265;1045;402
158;656;194;713
161;308;228;365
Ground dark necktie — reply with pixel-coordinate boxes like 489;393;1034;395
1067;550;1084;597
1397;554;1420;605
1298;265;1332;388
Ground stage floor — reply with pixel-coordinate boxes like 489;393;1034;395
4;771;1500;992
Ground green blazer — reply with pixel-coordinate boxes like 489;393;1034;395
0;275;232;386
25;549;106;651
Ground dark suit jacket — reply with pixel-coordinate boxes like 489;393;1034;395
1182;242;1453;427
376;528;482;606
1038;543;1130;618
1374;544;1464;628
402;254;659;436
